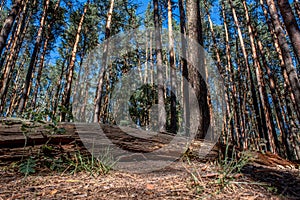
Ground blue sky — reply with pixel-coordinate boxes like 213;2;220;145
131;0;224;35
135;0;222;25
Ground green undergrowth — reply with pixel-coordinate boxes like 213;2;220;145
1;145;117;178
187;141;251;195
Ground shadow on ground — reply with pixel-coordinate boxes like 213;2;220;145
242;164;300;199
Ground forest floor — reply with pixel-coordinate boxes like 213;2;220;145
0;157;299;199
0;119;299;199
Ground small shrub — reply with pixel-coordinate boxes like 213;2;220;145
19;157;36;177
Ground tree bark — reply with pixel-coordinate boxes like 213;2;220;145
229;0;269;148
4;55;25;116
266;0;300;120
242;0;279;153
0;0;29;107
260;0;299;123
52;57;67;117
204;0;225;141
94;0;114;123
277;0;300;63
0;0;22;56
178;0;190;136
61;3;87;121
294;0;300;19
186;0;209;138
220;1;241;145
31;0;61;109
17;0;50;114
167;0;177;133
153;0;166;132
256;37;294;159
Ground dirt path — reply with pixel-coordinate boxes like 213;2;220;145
1;160;299;200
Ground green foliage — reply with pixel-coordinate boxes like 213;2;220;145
47;156;65;172
57;105;74;122
216;131;250;187
216;148;250;187
129;84;158;127
15;145;118;177
0;9;8;30
21;109;55;123
19;157;36;177
97;146;118;174
19;109;66;137
64;148;117;176
188;140;250;195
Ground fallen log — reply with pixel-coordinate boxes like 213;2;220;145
0;118;298;171
0;118;218;164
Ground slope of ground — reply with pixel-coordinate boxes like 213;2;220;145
1;158;300;199
0;118;299;199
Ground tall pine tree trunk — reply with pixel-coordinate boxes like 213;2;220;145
0;0;29;109
205;0;230;141
228;0;268;149
242;0;278;153
277;0;300;63
186;0;209;138
94;0;114;123
153;0;166;132
256;37;294;159
168;0;177;133
31;0;61;109
266;0;300;120
220;1;242;145
294;0;300;19
178;0;190;135
17;0;50;114
52;57;67;117
260;0;299;123
0;12;18;71
0;0;22;56
6;56;26;116
61;3;87;121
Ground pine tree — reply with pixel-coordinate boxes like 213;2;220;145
18;0;50;114
153;0;166;132
277;0;300;63
94;0;114;123
0;0;22;55
186;0;209;138
266;0;300;120
61;2;88;121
